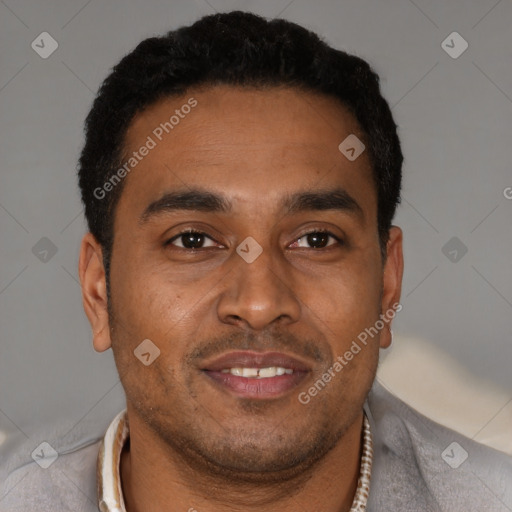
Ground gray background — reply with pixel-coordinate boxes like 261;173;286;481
1;0;511;478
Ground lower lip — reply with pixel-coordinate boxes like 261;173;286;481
203;370;308;399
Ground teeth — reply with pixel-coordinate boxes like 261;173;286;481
220;367;294;378
258;367;277;378
242;368;259;378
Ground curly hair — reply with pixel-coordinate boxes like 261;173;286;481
78;10;402;281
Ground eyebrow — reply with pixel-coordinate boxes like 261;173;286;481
139;187;364;224
139;190;231;224
284;188;364;222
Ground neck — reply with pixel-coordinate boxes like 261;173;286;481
120;408;364;512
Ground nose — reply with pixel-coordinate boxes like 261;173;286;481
217;246;301;331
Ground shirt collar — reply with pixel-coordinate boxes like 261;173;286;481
97;410;129;512
97;410;373;511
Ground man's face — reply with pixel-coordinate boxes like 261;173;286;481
82;85;402;479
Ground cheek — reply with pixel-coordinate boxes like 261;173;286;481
110;252;184;327
108;273;187;404
109;259;209;381
301;257;382;345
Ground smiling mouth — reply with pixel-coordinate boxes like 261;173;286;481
201;351;311;399
220;366;294;377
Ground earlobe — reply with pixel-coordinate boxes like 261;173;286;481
379;226;404;349
380;326;393;349
78;233;112;352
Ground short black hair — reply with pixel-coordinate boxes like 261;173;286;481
78;10;402;284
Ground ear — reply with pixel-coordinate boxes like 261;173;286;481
379;226;404;349
78;232;112;352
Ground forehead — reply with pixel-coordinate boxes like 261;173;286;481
116;85;376;222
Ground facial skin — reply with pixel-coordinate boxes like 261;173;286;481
79;85;403;512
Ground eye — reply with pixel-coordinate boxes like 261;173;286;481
166;230;219;249
290;230;342;249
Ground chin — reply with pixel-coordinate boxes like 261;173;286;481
173;416;345;484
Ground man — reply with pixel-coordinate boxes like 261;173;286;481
2;10;511;512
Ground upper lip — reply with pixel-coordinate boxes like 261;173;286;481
201;351;312;372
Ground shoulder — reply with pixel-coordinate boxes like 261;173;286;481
366;380;512;511
1;439;102;512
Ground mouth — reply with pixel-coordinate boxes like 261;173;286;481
200;351;311;399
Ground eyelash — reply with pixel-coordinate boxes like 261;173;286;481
165;228;344;250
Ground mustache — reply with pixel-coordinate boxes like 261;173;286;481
186;329;328;365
